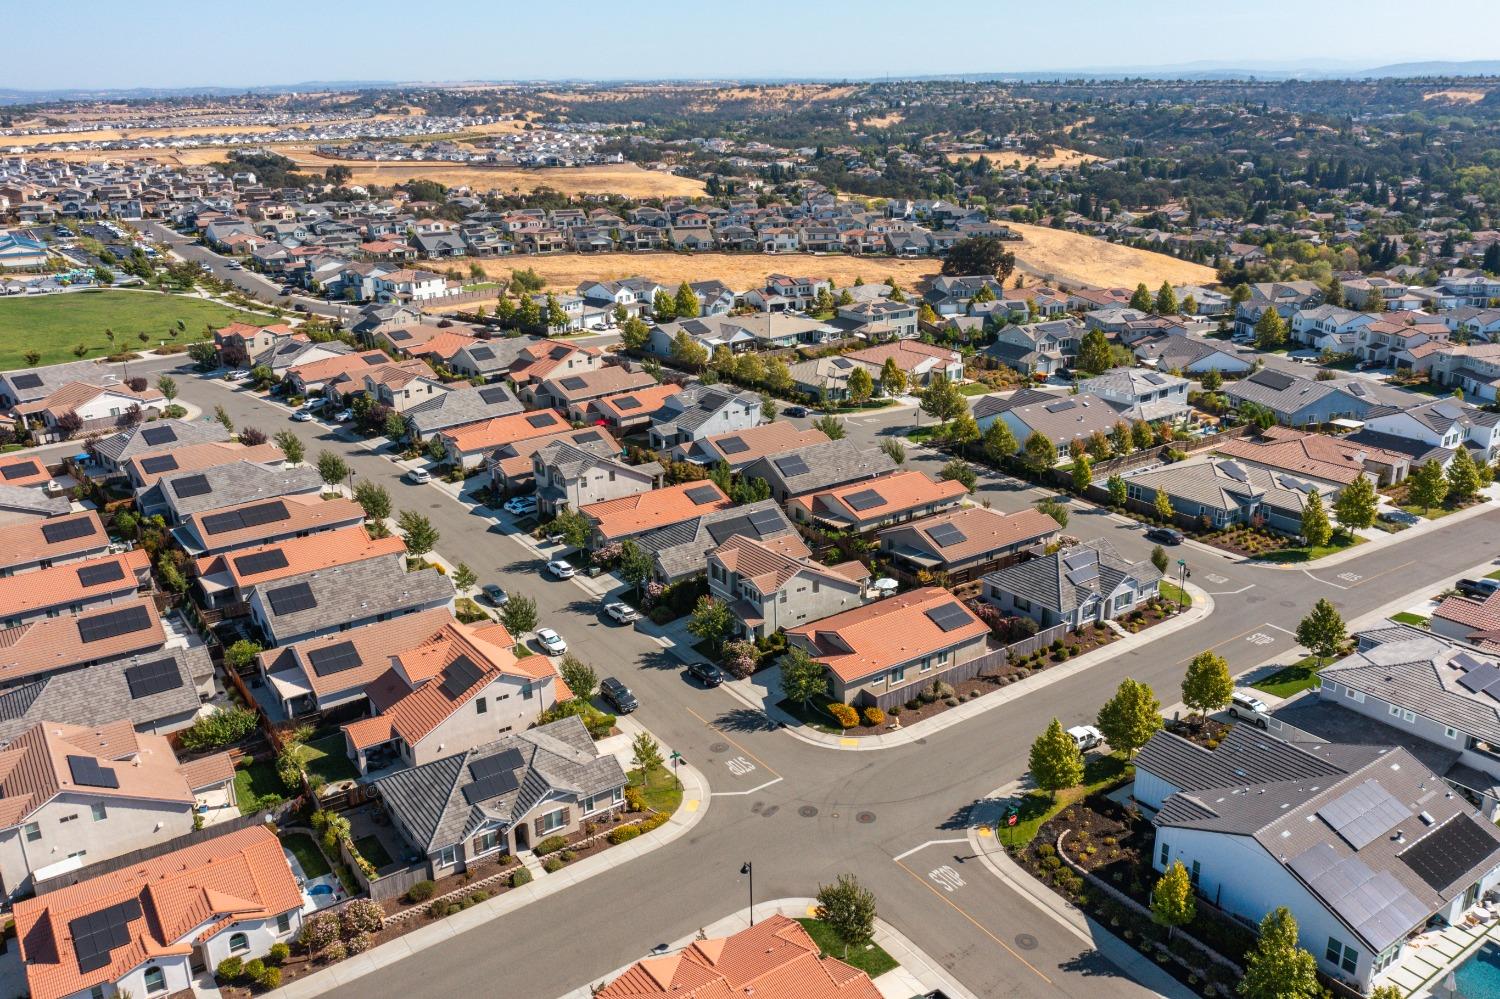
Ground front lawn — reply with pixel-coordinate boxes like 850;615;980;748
1158;582;1192;608
957;381;993;396
1255;533;1365;564
1252;654;1325;698
233;757;286;813
300;734;360;785
1390;612;1431;627
1486;569;1500;581
796;918;899;979
0;290;273;369
776;697;843;734
629;765;684;815
1006;752;1132;848
281;833;332;880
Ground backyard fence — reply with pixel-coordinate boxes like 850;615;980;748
859;624;1066;711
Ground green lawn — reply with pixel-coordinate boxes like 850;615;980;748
1257;533;1365;564
1486;570;1500;581
1159;582;1192;608
353;835;394;870
958;381;993;396
233;758;287;813
1252;654;1326;698
629;765;684;815
1401;502;1469;521
906;425;942;443
0;290;273;369
281;833;332;880
299;734;360;785
1390;612;1430;627
1006;753;1133;848
796;918;899;978
776;697;843;734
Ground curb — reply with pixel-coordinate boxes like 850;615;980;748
1247;496;1499;571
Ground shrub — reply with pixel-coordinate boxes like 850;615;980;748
543;856;565;873
624;785;646;812
179;707;258;751
322;940;347;963
918;687;938;704
298;913;339;952
608;825;642;844
217;957;244;981
945;697;960;706
559;849;576;862
862;705;885;726
888;704;902;716
470;890;490;903
427;898;453;919
905;699;921;710
256;966;282;991
510;867;533;888
243;959;266;982
344;931;371;956
340;898;385;936
826;702;859;728
404;880;436;904
640;812;670;832
267;943;289;966
534;835;568;856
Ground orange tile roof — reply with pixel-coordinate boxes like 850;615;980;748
0;595;164;686
364;358;439;391
789;470;967;527
591;382;680;421
491;426;622;479
689;421;829;466
0;721;199;824
176;751;235;791
125;441;284;488
0;454;51;488
262;607;455;701
285;349;387;386
583;480;732;541
442;408;570;454
0;511;108;571
0;549;148;618
15;825;301;999
509;341;601;384
1216;426;1408;486
184;494;364;552
846;339;960;370
787;586;989;683
17;381;163;419
196;525;406;590
878;505;1061;564
410;331;479;362
543;365;656;402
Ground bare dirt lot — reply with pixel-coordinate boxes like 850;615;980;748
1423;89;1488;103
1005;222;1216;288
280;151;706;197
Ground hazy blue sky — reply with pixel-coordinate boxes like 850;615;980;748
9;0;1500;92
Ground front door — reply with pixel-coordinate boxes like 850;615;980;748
1466;880;1481;910
514;822;530;853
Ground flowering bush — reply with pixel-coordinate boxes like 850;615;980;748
343;931;372;956
593;542;622;566
298;913;339;952
340;899;385;936
721;640;758;680
827;702;859;728
644;581;665;607
862;706;886;727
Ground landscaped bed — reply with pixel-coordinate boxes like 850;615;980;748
796;917;899;978
1200;524;1363;562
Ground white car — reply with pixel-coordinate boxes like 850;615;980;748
334;409;353;422
291;410;313;422
604;601;639;624
1229;690;1271;728
406;468;432;484
536;628;567;655
504;496;539;516
1067;725;1104;752
545;560;576;579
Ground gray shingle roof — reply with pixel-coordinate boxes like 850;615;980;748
406;383;523;436
253;555;453;643
161;461;319;518
981;537;1160;615
1124;456;1333;517
633;499;795;582
93;420;233;464
650;385;759;436
741;439;896;497
1320;635;1500;745
0;485;69;518
0;645;207;744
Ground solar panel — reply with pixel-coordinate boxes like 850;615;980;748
1219;461;1250;483
469;747;524;782
773;455;809;477
478;386;511;405
1290;844;1429;952
1065;564;1100;587
170;473;212;499
70;899;142;973
67;755;120;789
831;357;854;369
717;436;749;456
139;454;178;475
76;561;126;587
526;413;557;428
613;395;642;411
685;484;721;505
1459;663;1500;693
1318;779;1412;850
42;517;96;544
1400;814;1500;892
462;768;520;806
1044;399;1077;414
439;655;485;697
560;376;587;390
203;500;290;535
124;657;183;699
925;603;973;633
573;431;602;445
10;372;43;390
926;523;967;548
233;549;290;577
1252;369;1295;391
0;461;39;480
266;581;316;615
139;425;177;447
307;640;361;677
844;488;885;512
77;604;151;644
748;508;785;535
469;346;495;361
1454;652;1492;673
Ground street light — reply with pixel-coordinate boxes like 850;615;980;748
740;861;754;926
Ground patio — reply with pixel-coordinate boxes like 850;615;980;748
1380;913;1498;996
195;785;239;827
345;802;420;875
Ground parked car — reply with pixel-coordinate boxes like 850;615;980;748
333;408;353;422
784;405;808;418
687;661;725;687
504;496;539;516
604;601;639;624
406;468;432;484
1144;527;1184;545
536;627;567;655
1457;578;1500;600
545;559;576;579
1229;690;1271;728
291;410;313;422
481;584;509;606
600;676;638;713
1067;725;1104;751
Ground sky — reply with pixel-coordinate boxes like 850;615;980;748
8;0;1500;92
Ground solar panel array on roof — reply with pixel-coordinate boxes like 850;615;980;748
613;395;642;410
67;754;120;789
1219;461;1250;483
0;461;38;480
1457;662;1500;695
1288;844;1429;952
1454;652;1496;674
573;431;602;445
748;508;786;535
1044;399;1077;414
1318;779;1412;850
831;357;854;369
170;473;213;499
76;560;126;587
1400;814;1500;892
233;549;290;577
926;523;968;548
462;766;520;806
1142;372;1167;385
478;385;510;405
42;517;96;544
1252;369;1296;392
70;899;142;973
139;425;177;447
844;488;886;512
307;640;361;677
685;484;721;505
139;454;178;475
266;581;316;616
77;604;151;644
201;500;290;535
439;655;485;698
124;657;183;699
525;413;556;428
469;747;524;782
560;376;587;390
925;603;973;633
717;436;749;456
9;372;43;390
773;454;809;477
468;346;495;361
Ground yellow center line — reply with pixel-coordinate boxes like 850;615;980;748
1175;623;1274;665
683;704;782;780
892;856;1054;986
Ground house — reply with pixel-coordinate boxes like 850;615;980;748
992;394;1124;462
88;420;233;477
16;382;167;443
486;426;618;495
1430;590;1500;653
192;525;407;612
447;336;548;382
786;587;990;709
0;720;234;897
739;439;897;503
537;366;659;421
595;913;881;999
1123;456;1338;534
981;538;1161;629
1221;369;1413;427
211;321;297;368
283;349;387;397
708;533;868;640
581;480;732;546
246;554;454;647
509;341;602;401
576;277;663;318
440;408;572;473
1133;334;1255;376
670;421;829;471
0;548;150;626
788;469;967;534
341;617;562;775
647;314;837;358
984;318;1083;376
1360;398;1500;465
14;825;302;999
371;714;626;879
1233;280;1324;336
1427;343;1500;404
128;443;287;519
1076;369;1191;424
632;499;798;584
645;385;762;450
878;506;1062;584
0;511;110;576
587;383;682;434
844;340;964;387
174;494;366;556
405;383;523;442
362;359;447;414
0;454;54;491
533;440;661;519
154;461;322;526
1139;725;1500;992
1216;426;1410;487
0;359;122;411
373;268;449;302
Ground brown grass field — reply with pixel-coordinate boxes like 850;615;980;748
0;114;417;148
945;148;1103;170
281;154;707;197
1004;222;1216;289
1423;89;1488;103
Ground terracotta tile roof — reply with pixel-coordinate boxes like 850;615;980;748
846;339;960;371
1216;426;1408;486
441;408;570;455
260;607;456;702
0;549;148;618
878;505;1061;565
543;366;657;402
1433;591;1500;633
590;382;681;421
509;341;600;384
0;454;51;488
285;349;387;386
0;595;165;686
489;426;621;479
409;331;479;363
713;534;863;595
195;525;406;591
789;470;968;528
125;441;284;489
15;825;300;999
683;421;830;468
597;914;880;999
583;480;733;541
183;494;364;553
0;511;108;572
16;381;162;419
787;586;989;683
175;751;235;791
364;358;439;391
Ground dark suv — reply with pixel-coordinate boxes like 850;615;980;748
600;676;639;713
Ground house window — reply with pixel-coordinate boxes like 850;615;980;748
436;845;459;868
612;787;624;805
229;933;249;953
90;987;106;999
1159;842;1170;866
1447;726;1459;739
539;808;567;833
1388;704;1402;718
473;830;500;855
1189;860;1200;885
59;814;78;824
92;803;107;821
891;664;906;684
1014;597;1031;613
1326;938;1359;973
144;967;167;994
523;683;534;700
277;913;291;934
476;697;487;715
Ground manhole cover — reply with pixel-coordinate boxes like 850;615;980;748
1015;933;1038;950
798;805;819;818
1279;599;1297;608
856;811;876;824
710;742;731;754
915;738;928;745
761;805;779;818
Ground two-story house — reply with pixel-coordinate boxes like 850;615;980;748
645;385;762;450
532;439;661;520
708;533;869;640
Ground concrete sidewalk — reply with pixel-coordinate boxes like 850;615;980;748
711;581;1213;752
554;897;976;999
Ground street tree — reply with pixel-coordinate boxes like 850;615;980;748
1254;308;1287;350
1036;497;1069;528
1107;474;1128;508
1296;598;1347;666
780;646;828;708
919;373;965;425
1409;459;1449;513
396;510;439;558
948;409;980;445
812;414;846;440
1300;491;1332;548
940;458;977;492
674;281;700;319
982;419;1018;464
500;594;538;636
316;451;348;491
1071;453;1093;494
1151;861;1196;940
631;731;664;775
1077;329;1113;376
1023;432;1056;476
847;365;874;405
815;874;878;960
1154;488;1174;523
1096;678;1162;758
879;438;906;464
353;481;391;524
451;563;477;593
687;596;734;655
272;430;304;465
618;540;653;598
880;357;907;397
1448;446;1484;501
552;506;592;549
1240;907;1319;999
1151;544;1169;575
1333;475;1377;533
156;375;178;401
1029;718;1084;801
1181;651;1234;722
561;655;599;702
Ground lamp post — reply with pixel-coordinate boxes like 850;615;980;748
740;861;754;926
1176;559;1189;612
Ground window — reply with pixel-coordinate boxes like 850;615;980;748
523;683;534;700
144;966;167;994
91;987;107;999
1447;726;1460;740
436;845;458;868
277;913;291;934
891;664;906;684
476;697;487;715
1159;842;1170;866
1326;938;1358;973
1389;704;1402;718
23;822;40;842
539;808;567;833
1189;860;1200;885
612;787;624;805
1013;596;1031;613
92;803;107;822
229;933;249;953
59;813;78;824
473;829;500;855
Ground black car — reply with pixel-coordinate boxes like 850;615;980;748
1145;527;1184;545
600;676;639;713
687;661;725;687
784;405;809;418
1457;578;1500;600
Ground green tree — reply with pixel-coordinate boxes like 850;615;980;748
1111;421;1133;455
1028;718;1085;801
1151;861;1197;940
1200;367;1223;391
1333;475;1377;533
619;316;651;352
273;430;304;465
879;357;907;397
1154;281;1179;316
500;593;538;635
1240;907;1319;999
1096;678;1162;758
1150;544;1169;575
396;510;439;558
383;410;409;441
1181;651;1234;722
1077;329;1113;376
618;540;654;598
764;359;793;395
940;235;1017;280
552;506;592;549
1071;453;1092;493
316;451;348;492
1036;497;1070;528
940;458;977;492
544;293;569;333
919;373;965;425
1408;458;1449;513
847;365;874;405
982;419;1018;464
1153;488;1174;523
1296;598;1347;666
652;289;677;321
671;330;709;370
22;349;41;367
1128;282;1153;312
1300;491;1332;548
560;654;598;702
879;438;906;464
1254;308;1287;350
815;874;878;960
687;596;734;655
1107;474;1128;507
630;730;664;774
225;639;263;672
1448;446;1484;501
780;646;829;708
674;282;700;319
812;414;845;440
451;562;477;593
1131;420;1155;451
759;392;778;422
155;375;178;401
1023;431;1057;475
948;409;980;445
353;480;391;524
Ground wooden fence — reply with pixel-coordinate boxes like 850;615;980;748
861;622;1068;711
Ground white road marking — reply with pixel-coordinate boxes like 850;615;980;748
1208;583;1256;595
891;838;971;862
928;865;968;892
1303;569;1349;590
725;756;756;777
1246;632;1276;647
708;777;784;797
1265;622;1297;636
1204;573;1229;585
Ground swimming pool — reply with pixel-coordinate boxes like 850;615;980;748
1455;941;1500;999
309;884;333;896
